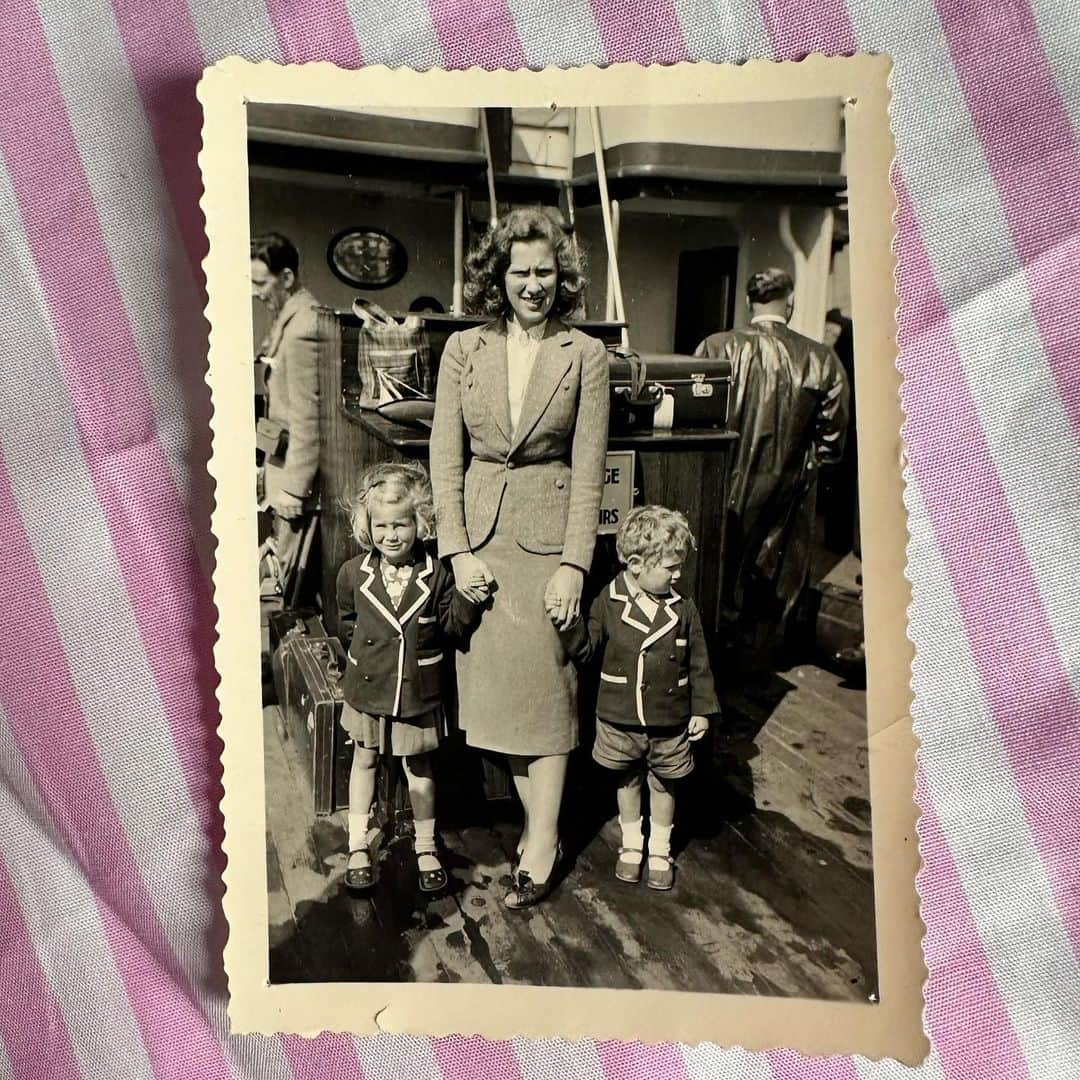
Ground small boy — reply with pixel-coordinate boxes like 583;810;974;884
557;505;720;890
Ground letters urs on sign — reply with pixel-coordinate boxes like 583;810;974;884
598;451;635;535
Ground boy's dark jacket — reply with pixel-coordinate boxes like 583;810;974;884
336;546;478;718
560;571;720;728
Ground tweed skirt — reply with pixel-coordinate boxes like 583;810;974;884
455;529;578;756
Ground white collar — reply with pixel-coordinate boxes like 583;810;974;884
750;314;789;326
507;317;548;343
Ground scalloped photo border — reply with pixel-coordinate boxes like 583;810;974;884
197;55;926;1064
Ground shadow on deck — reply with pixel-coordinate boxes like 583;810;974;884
265;662;876;1000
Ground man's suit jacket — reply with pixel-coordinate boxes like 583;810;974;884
336;548;479;718
260;287;327;501
429;317;610;571
560;572;720;728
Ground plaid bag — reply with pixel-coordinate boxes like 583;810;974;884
353;298;433;405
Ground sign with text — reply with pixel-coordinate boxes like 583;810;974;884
598;450;635;535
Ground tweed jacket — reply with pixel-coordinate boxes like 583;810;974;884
335;547;480;718
429;317;610;571
260;287;326;500
561;572;720;728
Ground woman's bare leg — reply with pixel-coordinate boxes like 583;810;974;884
517;753;568;882
507;753;532;860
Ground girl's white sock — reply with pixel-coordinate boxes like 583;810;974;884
414;817;441;871
348;809;370;852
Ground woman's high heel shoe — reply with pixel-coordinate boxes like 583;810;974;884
503;843;561;910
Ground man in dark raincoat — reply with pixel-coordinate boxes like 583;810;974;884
695;268;850;662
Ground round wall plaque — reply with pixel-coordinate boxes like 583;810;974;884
327;227;407;289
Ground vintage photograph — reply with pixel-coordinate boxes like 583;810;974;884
202;58;922;1058
252;93;871;996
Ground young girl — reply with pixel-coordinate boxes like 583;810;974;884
336;462;482;892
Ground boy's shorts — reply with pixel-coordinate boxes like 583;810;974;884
592;718;694;780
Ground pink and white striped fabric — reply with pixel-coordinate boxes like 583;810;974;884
0;2;1076;1078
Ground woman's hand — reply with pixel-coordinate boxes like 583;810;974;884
544;564;584;630
452;553;495;603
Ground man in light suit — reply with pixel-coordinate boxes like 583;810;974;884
251;232;327;597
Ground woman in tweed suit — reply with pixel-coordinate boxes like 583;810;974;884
430;208;610;908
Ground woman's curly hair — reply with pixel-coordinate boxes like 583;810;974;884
464;206;587;320
345;462;436;552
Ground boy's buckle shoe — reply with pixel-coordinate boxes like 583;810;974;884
615;847;643;883
645;854;675;891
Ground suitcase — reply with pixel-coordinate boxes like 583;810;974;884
267;607;325;653
641;353;732;429
810;554;864;659
607;347;664;434
608;348;732;432
273;634;352;815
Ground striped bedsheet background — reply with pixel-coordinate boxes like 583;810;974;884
0;1;1077;1078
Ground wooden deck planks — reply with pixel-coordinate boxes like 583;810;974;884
263;660;877;999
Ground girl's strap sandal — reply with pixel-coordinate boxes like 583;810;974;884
344;847;375;891
416;850;448;893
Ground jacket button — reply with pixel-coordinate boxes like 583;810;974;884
666;688;674;696
640;682;648;691
506;461;516;470
363;674;372;682
669;654;677;662
366;639;375;645
555;479;566;489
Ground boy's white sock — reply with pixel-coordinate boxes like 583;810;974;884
348;809;370;852
414;817;440;871
648;821;673;870
619;816;645;863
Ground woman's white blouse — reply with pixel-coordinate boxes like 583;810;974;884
505;318;547;435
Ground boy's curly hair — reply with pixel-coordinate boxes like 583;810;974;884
464;206;587;320
346;462;435;552
615;505;696;567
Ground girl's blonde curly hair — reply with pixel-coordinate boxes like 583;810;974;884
346;462;436;552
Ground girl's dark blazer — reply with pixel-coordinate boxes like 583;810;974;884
560;572;720;728
336;548;479;719
429;317;610;572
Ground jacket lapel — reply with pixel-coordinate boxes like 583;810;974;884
609;574;652;636
473;321;512;445
641;589;681;651
396;552;434;627
357;552;401;632
509;321;573;453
